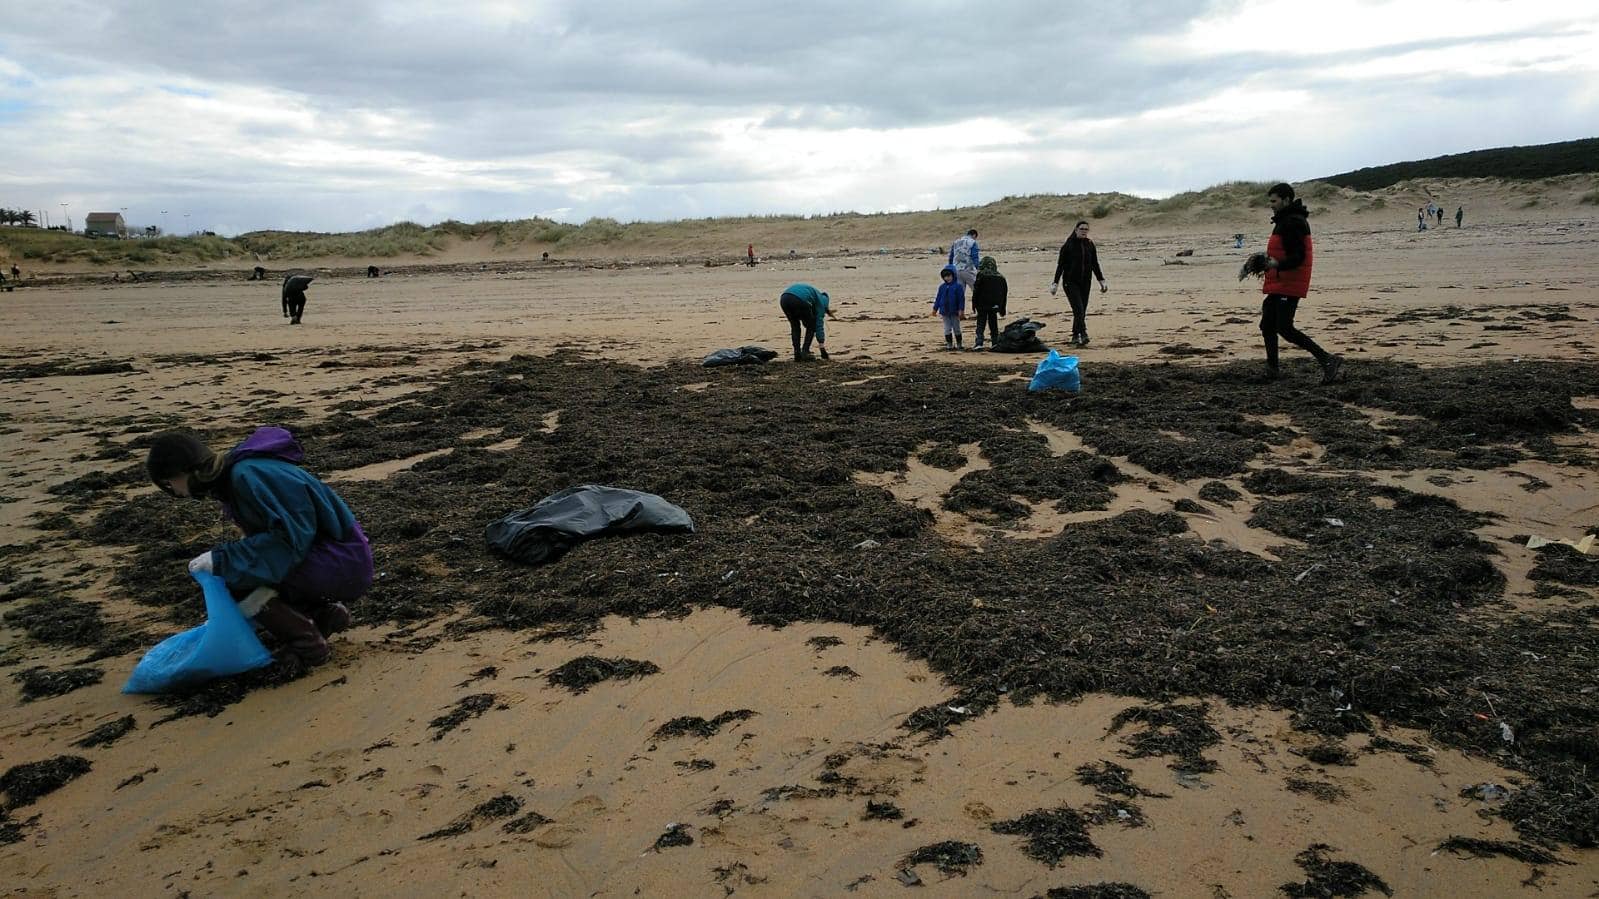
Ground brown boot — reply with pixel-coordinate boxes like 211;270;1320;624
254;598;330;665
312;602;352;636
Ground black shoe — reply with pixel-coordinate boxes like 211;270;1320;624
1079;336;1090;347
1321;355;1344;385
1263;364;1282;381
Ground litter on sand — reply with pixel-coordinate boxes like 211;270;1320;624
1525;534;1595;555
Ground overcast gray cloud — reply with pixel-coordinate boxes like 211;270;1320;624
1;0;1594;235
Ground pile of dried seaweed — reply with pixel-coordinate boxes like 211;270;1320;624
30;351;1599;848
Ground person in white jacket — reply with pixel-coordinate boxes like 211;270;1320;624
948;229;980;292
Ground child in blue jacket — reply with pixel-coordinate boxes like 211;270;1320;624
932;265;965;350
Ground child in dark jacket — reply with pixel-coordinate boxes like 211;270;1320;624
146;426;372;667
932;264;966;350
970;256;1007;349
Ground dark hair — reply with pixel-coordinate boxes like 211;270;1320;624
967;229;978;236
1074;220;1089;230
1268;182;1295;201
145;431;216;492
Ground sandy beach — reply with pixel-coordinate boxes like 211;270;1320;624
2;196;1598;897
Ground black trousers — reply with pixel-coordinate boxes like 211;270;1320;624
972;307;999;344
285;290;307;322
1065;283;1090;339
780;292;815;354
1260;294;1329;368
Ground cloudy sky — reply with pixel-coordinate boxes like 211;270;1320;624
2;1;1595;235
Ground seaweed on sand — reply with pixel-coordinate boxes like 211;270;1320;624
900;840;983;875
1280;844;1391;898
1074;760;1170;799
1035;886;1151;899
418;794;522;840
14;666;103;701
1434;836;1567;865
653;709;756;740
71;715;137;749
1;756;92;808
544;655;660;693
1106;703;1220;773
27;351;1599;850
991;807;1101;865
427;693;498;740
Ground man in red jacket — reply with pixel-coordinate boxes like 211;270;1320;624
1261;183;1342;384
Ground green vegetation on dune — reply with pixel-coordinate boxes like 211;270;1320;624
0;227;242;267
3;153;1594;271
1319;137;1599;190
234;221;453;259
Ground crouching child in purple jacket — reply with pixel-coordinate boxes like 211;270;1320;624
145;426;373;667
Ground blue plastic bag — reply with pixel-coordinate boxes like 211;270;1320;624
123;570;272;694
1028;349;1081;393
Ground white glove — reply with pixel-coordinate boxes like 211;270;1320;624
237;585;277;618
188;551;214;574
1049;283;1058;296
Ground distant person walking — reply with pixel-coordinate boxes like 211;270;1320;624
747;244;756;266
948;229;980;293
1417;207;1427;232
970;256;1008;349
1050;220;1107;346
1259;183;1341;385
1455;206;1464;228
932;265;966;350
778;282;834;361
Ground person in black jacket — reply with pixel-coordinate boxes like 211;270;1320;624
281;273;313;324
1050;221;1107;346
970;256;1007;349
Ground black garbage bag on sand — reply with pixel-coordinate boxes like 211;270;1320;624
702;345;779;367
990;317;1048;354
486;485;696;565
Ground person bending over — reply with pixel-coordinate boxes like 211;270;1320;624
146;427;372;668
778;283;835;361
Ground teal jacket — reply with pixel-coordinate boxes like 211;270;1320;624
214;456;361;591
782;283;830;342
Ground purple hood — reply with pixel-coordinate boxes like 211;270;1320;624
226;427;305;466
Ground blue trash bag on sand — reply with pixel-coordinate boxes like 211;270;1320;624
123;570;272;694
1028;349;1081;393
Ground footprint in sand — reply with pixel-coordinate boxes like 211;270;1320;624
532;794;607;848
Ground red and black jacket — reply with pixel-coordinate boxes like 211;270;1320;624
1263;199;1313;298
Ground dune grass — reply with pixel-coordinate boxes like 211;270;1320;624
0;173;1584;269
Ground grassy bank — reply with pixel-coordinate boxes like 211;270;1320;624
3;174;1595;271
